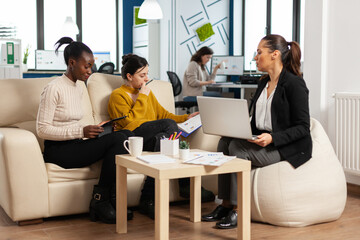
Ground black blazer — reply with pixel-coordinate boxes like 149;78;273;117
250;69;312;168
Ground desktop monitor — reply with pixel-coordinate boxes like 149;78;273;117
211;55;244;76
93;52;111;68
35;50;67;70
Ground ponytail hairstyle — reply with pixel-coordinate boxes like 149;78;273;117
261;34;302;77
121;54;148;80
54;37;93;66
190;46;214;70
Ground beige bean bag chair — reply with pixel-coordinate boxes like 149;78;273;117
250;118;347;227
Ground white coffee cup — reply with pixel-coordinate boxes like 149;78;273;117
123;136;143;157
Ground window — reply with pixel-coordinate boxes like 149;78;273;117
300;0;305;61
44;0;76;51
271;0;293;41
243;0;301;71
82;0;117;69
0;0;37;69
244;0;267;71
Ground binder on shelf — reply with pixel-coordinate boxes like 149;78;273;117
1;44;7;64
6;42;14;64
13;44;20;65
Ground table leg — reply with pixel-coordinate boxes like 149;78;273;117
240;87;245;99
116;165;127;233
190;176;201;222
237;171;251;240
155;178;169;240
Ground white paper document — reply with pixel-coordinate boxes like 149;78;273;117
183;152;236;166
137;154;176;164
178;114;202;137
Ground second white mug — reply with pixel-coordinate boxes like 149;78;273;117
123;136;143;157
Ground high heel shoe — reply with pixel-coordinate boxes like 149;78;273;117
89;185;116;224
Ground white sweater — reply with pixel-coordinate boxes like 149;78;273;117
182;61;216;97
36;74;85;141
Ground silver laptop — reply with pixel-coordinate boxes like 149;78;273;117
197;96;257;140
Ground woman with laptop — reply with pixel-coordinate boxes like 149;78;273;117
108;54;214;219
36;37;134;224
182;46;223;102
201;34;312;229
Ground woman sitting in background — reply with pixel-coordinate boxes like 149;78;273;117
36;37;134;224
108;54;215;219
182;46;223;102
201;34;312;229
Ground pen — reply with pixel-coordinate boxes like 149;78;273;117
169;134;173;140
145;79;154;85
173;132;177;140
175;131;182;139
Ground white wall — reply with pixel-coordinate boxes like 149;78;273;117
304;0;360;146
158;0;230;83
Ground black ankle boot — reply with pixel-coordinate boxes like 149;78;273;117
89;185;116;224
110;184;133;220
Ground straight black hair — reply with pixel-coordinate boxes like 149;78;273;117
54;37;93;66
121;54;148;80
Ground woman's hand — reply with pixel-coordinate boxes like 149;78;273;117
83;125;104;138
248;133;273;147
215;61;223;70
139;82;150;96
207;80;215;85
187;111;199;120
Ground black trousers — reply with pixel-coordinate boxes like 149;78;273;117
133;119;189;200
44;130;134;187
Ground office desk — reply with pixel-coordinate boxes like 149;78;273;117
208;83;258;99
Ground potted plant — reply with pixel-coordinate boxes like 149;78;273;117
179;140;190;160
22;45;30;72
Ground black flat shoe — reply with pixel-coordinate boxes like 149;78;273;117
216;210;237;229
138;199;155;220
201;205;233;222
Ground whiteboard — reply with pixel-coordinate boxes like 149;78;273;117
35;50;67;70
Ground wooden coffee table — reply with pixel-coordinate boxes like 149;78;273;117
115;150;251;240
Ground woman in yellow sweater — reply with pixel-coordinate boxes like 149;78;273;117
108;54;214;219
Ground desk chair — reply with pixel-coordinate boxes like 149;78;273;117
98;62;115;74
166;71;198;114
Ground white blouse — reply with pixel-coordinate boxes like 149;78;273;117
255;82;276;132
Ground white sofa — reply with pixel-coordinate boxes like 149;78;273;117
0;73;347;227
0;73;218;224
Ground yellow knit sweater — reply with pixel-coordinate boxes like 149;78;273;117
108;85;188;131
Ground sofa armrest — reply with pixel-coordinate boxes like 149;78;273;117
0;128;49;221
185;127;221;152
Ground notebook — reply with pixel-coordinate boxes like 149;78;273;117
197;96;257;140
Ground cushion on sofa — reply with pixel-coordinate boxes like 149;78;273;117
0;77;94;152
46;160;140;183
87;73;176;124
